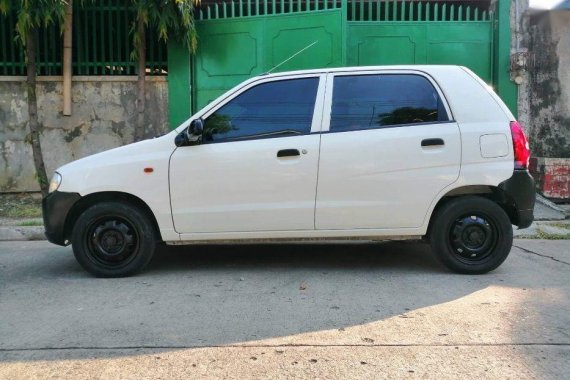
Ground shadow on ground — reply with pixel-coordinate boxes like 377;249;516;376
1;240;567;366
151;240;443;273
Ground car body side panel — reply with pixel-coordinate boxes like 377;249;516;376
316;122;462;229
55;133;179;241
418;67;516;228
428;67;514;189
169;135;321;233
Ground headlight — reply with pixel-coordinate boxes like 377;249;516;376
49;172;62;193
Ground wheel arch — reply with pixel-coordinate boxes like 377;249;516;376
426;185;519;238
64;191;163;243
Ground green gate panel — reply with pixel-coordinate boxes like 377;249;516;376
269;26;334;71
194;18;265;110
347;24;427;66
356;36;416;65
194;10;343;111
347;21;492;84
201;33;259;76
427;41;491;81
426;23;492;83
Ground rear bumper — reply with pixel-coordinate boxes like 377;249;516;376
498;170;536;229
42;191;81;246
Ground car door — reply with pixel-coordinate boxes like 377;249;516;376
169;74;324;234
315;71;461;229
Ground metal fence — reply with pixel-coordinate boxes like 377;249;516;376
346;0;491;22
196;0;342;19
195;0;491;21
0;0;167;76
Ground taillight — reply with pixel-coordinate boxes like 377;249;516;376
510;121;530;169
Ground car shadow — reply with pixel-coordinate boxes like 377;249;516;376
150;240;445;273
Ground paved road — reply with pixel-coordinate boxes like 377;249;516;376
0;240;568;379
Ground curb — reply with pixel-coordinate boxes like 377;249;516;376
0;227;46;241
0;224;568;242
536;194;569;217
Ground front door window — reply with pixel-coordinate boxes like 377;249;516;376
203;78;319;143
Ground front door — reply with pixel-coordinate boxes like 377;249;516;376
170;75;324;234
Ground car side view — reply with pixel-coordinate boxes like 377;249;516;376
42;65;535;277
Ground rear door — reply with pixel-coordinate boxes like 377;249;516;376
315;71;461;229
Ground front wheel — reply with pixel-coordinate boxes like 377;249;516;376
71;202;157;277
429;196;513;274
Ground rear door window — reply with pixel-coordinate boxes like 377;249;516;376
330;74;449;132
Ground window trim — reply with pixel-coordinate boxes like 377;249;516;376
318;120;459;135
196;73;326;145
321;70;455;133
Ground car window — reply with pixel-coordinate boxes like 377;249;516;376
330;74;449;132
203;77;319;143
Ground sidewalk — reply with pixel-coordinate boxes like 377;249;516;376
513;195;570;238
1;194;568;242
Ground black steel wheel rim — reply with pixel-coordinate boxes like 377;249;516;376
448;213;499;264
86;216;139;267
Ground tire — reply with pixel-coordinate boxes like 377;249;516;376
429;196;513;274
71;201;157;277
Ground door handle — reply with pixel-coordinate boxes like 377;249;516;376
277;149;300;158
421;138;445;147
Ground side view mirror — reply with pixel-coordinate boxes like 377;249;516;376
174;119;204;147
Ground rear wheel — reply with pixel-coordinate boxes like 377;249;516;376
430;196;513;274
71;202;156;277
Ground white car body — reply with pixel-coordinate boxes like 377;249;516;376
46;65;537;276
54;65;517;244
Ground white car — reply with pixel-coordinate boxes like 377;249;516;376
43;65;535;277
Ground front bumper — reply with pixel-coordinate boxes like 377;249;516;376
498;170;536;229
42;191;81;246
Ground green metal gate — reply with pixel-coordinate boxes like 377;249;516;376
168;0;516;128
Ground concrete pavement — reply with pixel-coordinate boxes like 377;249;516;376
0;240;569;379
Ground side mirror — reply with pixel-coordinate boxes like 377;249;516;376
174;119;203;147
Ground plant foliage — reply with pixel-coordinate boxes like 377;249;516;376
131;0;200;60
0;0;67;46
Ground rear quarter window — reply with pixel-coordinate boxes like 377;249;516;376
330;74;449;132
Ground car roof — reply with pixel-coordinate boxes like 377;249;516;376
258;65;464;79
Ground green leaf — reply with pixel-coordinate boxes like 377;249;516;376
130;0;199;61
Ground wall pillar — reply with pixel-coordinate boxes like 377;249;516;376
493;0;518;116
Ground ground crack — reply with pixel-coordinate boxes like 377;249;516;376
1;343;570;352
514;245;570;266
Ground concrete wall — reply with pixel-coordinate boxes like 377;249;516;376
527;10;570;158
0;77;168;192
512;0;531;128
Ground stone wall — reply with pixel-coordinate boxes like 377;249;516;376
0;77;168;192
527;10;570;158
